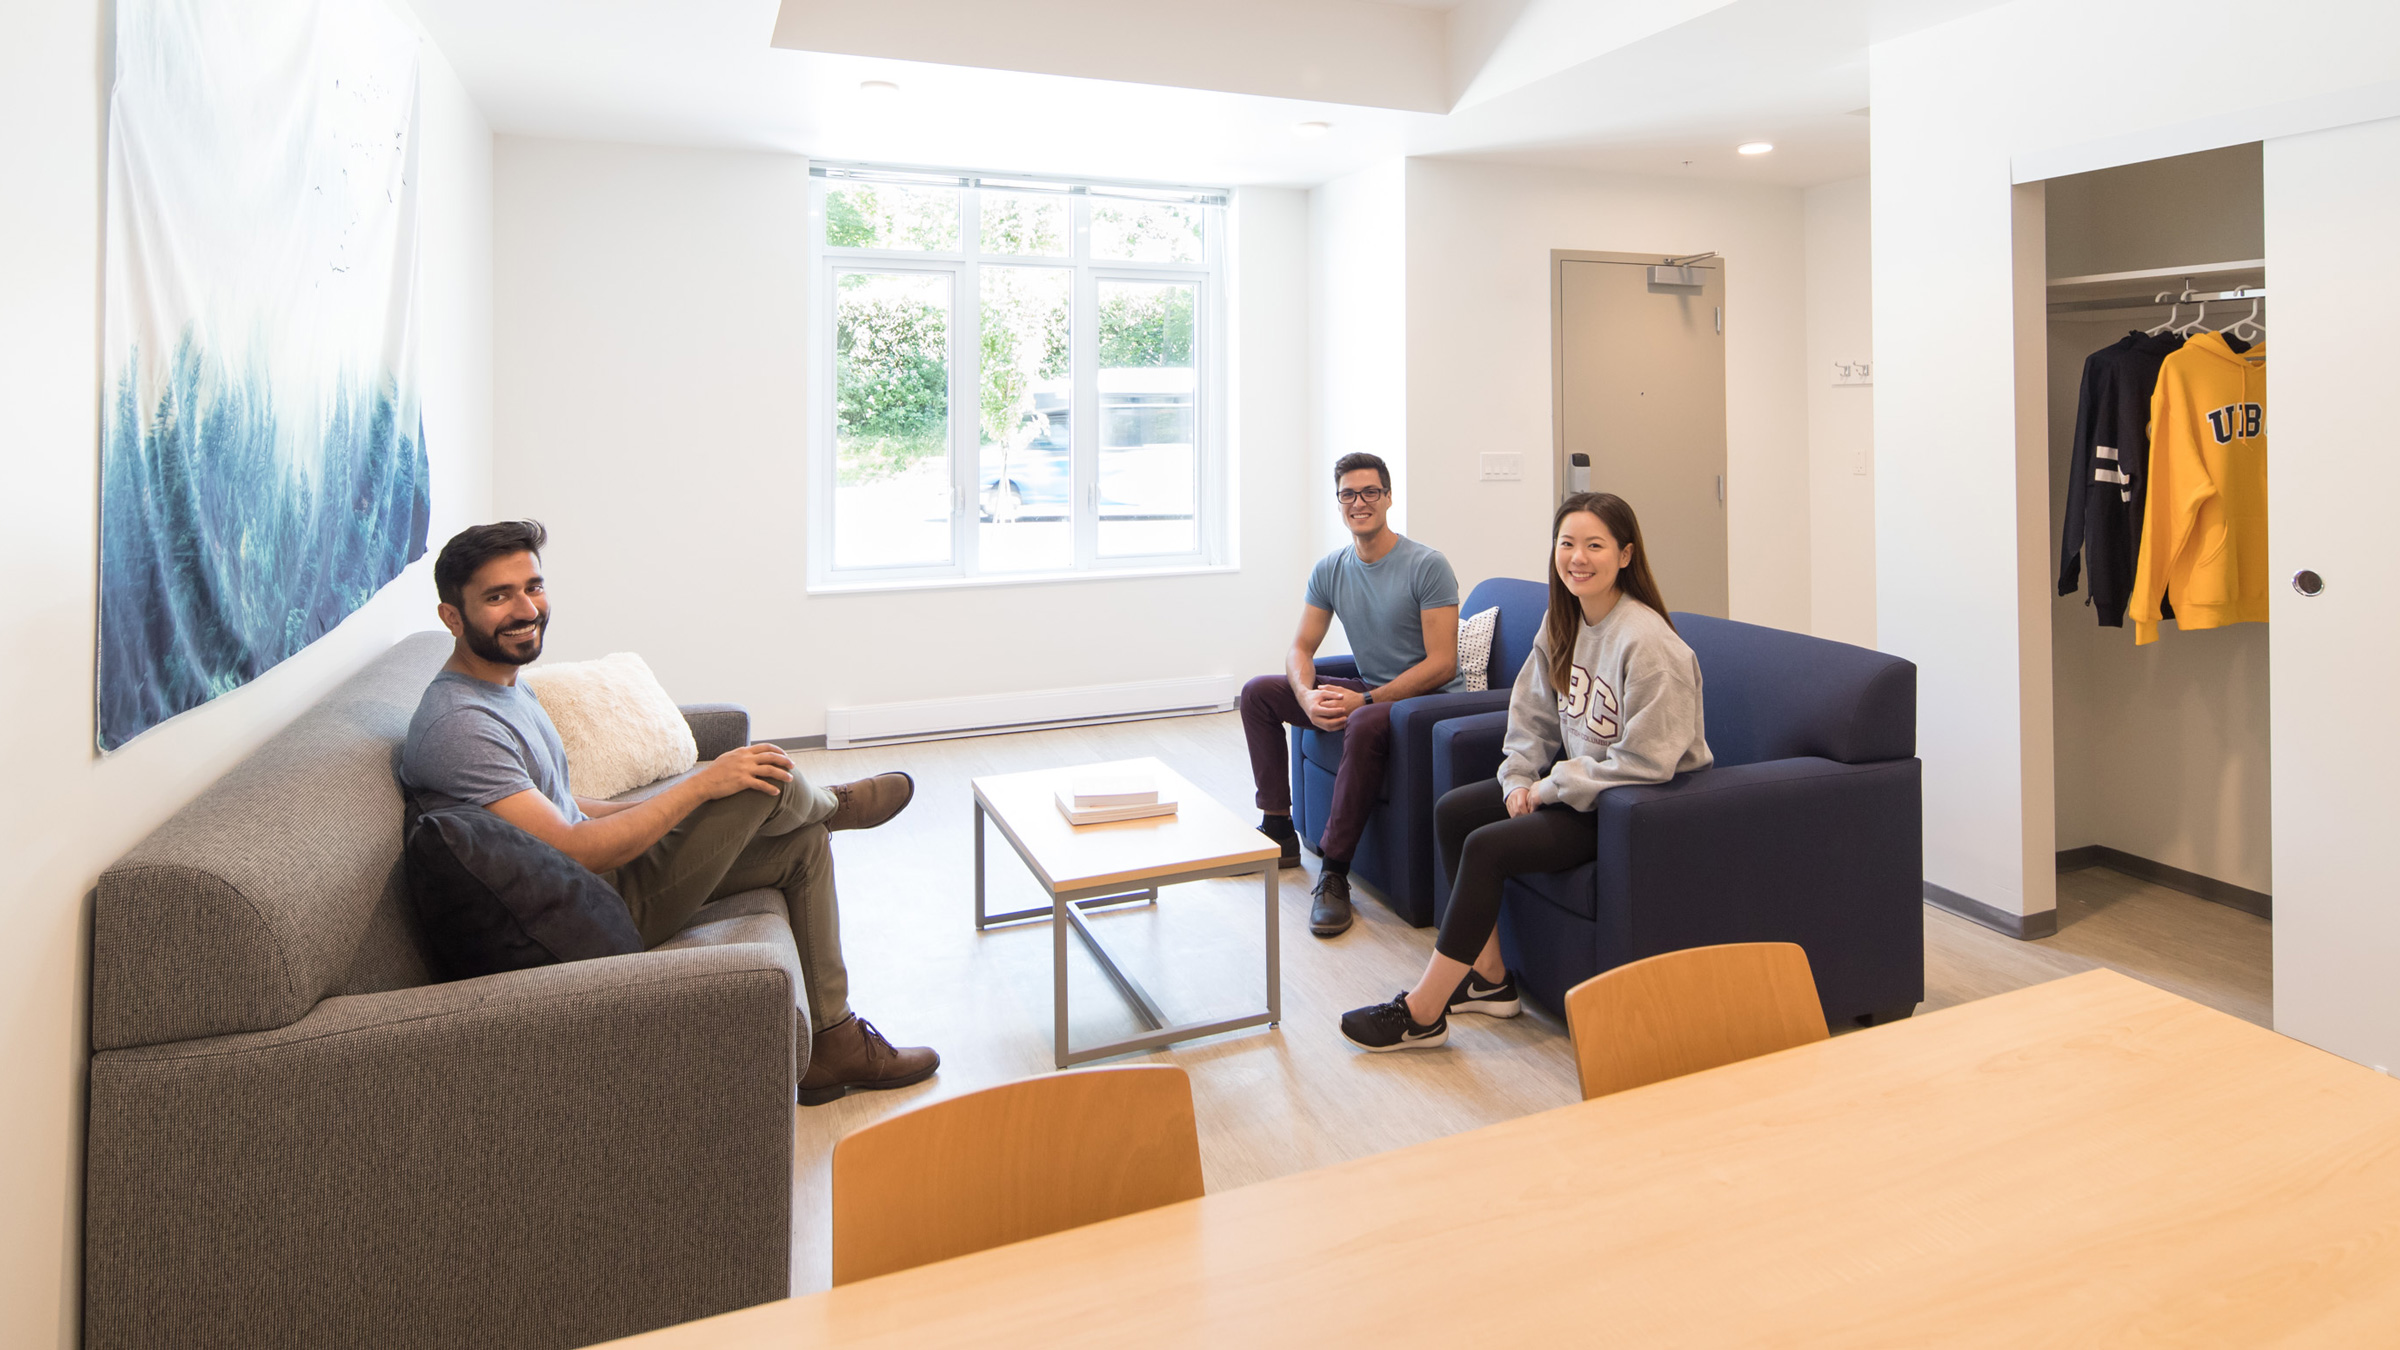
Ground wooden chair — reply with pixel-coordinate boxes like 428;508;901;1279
830;1064;1205;1285
1563;942;1831;1100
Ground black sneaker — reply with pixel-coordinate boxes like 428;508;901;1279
1340;993;1448;1052
1447;969;1523;1019
1309;870;1354;937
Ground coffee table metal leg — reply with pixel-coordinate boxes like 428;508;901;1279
1054;885;1071;1070
973;798;988;930
1063;902;1167;1032
1264;863;1280;1026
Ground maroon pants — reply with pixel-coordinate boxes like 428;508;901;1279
1239;674;1393;865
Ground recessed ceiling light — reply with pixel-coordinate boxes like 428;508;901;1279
1294;121;1333;138
1737;141;1775;155
859;80;900;97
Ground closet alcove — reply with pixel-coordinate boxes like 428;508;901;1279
2041;144;2271;1013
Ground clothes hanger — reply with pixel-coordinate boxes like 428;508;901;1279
2172;282;2209;336
2225;294;2265;342
2145;290;2180;336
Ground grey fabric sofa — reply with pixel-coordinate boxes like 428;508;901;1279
86;632;803;1350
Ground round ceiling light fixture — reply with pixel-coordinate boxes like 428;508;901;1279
1294;120;1333;138
1737;141;1775;155
859;79;900;98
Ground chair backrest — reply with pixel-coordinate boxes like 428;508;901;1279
1462;576;1549;688
90;632;452;1051
830;1065;1205;1285
1669;612;1915;767
1563;942;1830;1100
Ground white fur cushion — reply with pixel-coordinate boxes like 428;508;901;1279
1458;606;1500;692
521;652;698;801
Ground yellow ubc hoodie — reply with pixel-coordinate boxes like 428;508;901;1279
2129;332;2267;645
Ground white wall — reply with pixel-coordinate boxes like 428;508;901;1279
1804;175;1876;648
0;5;492;1345
1310;160;1409;562
492;137;1313;736
1869;0;2400;940
1400;157;1811;628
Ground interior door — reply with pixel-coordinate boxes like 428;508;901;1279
2263;122;2400;1073
1555;255;1730;618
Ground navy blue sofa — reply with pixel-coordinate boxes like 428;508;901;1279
1290;578;1549;926
1429;612;1922;1027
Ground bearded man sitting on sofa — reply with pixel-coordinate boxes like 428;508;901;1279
397;519;937;1105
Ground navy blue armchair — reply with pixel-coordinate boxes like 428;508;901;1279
1428;613;1922;1027
1290;578;1548;926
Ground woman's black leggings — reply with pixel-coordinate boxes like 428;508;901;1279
1433;779;1598;964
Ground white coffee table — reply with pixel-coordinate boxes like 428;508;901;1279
971;757;1282;1069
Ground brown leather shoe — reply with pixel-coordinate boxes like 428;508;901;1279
826;772;913;832
798;1014;939;1106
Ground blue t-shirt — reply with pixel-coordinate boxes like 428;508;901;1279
1304;534;1464;691
399;670;586;824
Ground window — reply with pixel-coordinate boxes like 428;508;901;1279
810;165;1228;587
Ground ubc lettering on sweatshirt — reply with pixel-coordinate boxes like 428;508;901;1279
1498;597;1712;811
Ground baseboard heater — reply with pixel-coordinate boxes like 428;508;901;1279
824;675;1240;749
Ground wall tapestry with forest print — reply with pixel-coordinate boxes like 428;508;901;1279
98;0;430;750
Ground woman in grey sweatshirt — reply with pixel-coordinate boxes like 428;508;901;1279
1341;492;1711;1051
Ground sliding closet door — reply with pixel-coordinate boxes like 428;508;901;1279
1553;254;1730;618
2263;120;2400;1073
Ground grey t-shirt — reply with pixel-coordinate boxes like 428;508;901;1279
399;670;586;824
1304;534;1464;691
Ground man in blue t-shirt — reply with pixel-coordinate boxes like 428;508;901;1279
398;520;937;1107
1240;452;1461;938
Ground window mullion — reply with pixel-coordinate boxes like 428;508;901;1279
956;192;981;577
1071;195;1099;570
1205;203;1227;564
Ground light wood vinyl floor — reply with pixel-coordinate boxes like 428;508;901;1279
783;711;2269;1296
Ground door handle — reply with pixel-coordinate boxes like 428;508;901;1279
1716;474;1724;504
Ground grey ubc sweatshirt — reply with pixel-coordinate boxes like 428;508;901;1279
1498;597;1713;810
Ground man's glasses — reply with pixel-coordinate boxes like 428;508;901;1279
1335;487;1389;504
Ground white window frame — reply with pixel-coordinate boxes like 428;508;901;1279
807;164;1230;592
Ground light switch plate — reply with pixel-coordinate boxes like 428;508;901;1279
1480;452;1523;481
1833;359;1874;386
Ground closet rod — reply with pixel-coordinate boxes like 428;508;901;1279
2048;285;2265;315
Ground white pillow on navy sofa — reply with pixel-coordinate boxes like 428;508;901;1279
1457;606;1500;692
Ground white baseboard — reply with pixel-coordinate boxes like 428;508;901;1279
824;675;1240;749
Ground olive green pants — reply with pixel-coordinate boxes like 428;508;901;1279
608;767;849;1028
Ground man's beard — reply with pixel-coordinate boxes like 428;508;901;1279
463;609;547;666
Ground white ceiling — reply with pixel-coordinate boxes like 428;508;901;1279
406;0;2010;190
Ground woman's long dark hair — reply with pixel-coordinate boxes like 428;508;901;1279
1545;492;1673;696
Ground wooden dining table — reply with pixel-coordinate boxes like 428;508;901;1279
600;969;2400;1347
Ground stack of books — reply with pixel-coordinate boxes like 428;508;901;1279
1055;772;1179;826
